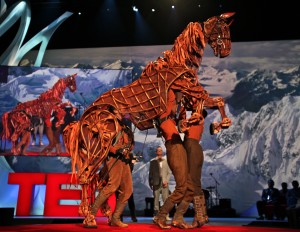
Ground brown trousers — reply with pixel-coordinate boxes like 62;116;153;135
165;137;194;204
183;138;204;196
101;156;133;204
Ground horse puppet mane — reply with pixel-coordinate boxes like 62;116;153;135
164;22;206;69
86;23;206;131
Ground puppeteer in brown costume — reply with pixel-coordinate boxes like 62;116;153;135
83;107;134;228
177;97;209;228
154;89;195;229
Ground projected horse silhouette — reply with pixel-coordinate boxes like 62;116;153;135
1;73;77;155
63;13;235;227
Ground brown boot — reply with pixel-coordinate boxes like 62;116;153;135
100;200;113;224
90;191;108;215
201;194;209;223
192;195;207;228
110;202;128;227
171;200;193;229
153;198;175;229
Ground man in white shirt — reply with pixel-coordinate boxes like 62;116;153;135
149;146;172;218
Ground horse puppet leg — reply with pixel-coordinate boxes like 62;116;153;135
10;134;18;155
11;129;31;155
15;130;31;155
9;111;32;155
204;96;232;134
81;184;98;228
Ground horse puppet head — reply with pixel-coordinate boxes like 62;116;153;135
65;73;77;92
164;12;235;70
203;12;235;58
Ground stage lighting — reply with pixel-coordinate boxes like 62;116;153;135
132;6;138;12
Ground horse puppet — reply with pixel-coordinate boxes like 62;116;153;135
63;12;235;227
1;73;77;155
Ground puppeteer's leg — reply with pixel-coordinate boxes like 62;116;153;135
32;126;37;145
192;195;207;227
172;200;193;229
53;126;62;155
110;161;133;227
100;200;113;224
83;157;126;228
154;135;188;229
153;198;175;229
184;138;207;227
38;120;44;145
128;194;138;222
153;185;161;216
110;201;129;228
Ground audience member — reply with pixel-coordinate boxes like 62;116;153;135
256;179;280;220
287;180;300;208
149;146;172;218
286;180;300;228
277;182;288;219
279;182;288;204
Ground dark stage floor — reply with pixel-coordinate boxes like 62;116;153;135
0;216;297;232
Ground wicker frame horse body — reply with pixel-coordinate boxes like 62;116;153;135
63;13;235;221
1;73;77;155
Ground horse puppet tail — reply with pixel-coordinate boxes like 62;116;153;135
1;112;12;141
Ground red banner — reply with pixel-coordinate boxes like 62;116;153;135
8;173;116;216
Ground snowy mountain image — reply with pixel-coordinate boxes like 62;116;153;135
0;67;132;117
1;40;299;217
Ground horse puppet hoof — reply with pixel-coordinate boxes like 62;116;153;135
209;123;221;135
221;118;232;128
83;214;98;229
83;224;98;229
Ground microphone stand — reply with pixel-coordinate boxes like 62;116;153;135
208;188;214;209
210;173;220;206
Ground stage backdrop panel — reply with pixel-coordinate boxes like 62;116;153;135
0;65;132;216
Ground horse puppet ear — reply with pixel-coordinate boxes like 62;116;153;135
220;12;236;19
220;12;236;26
